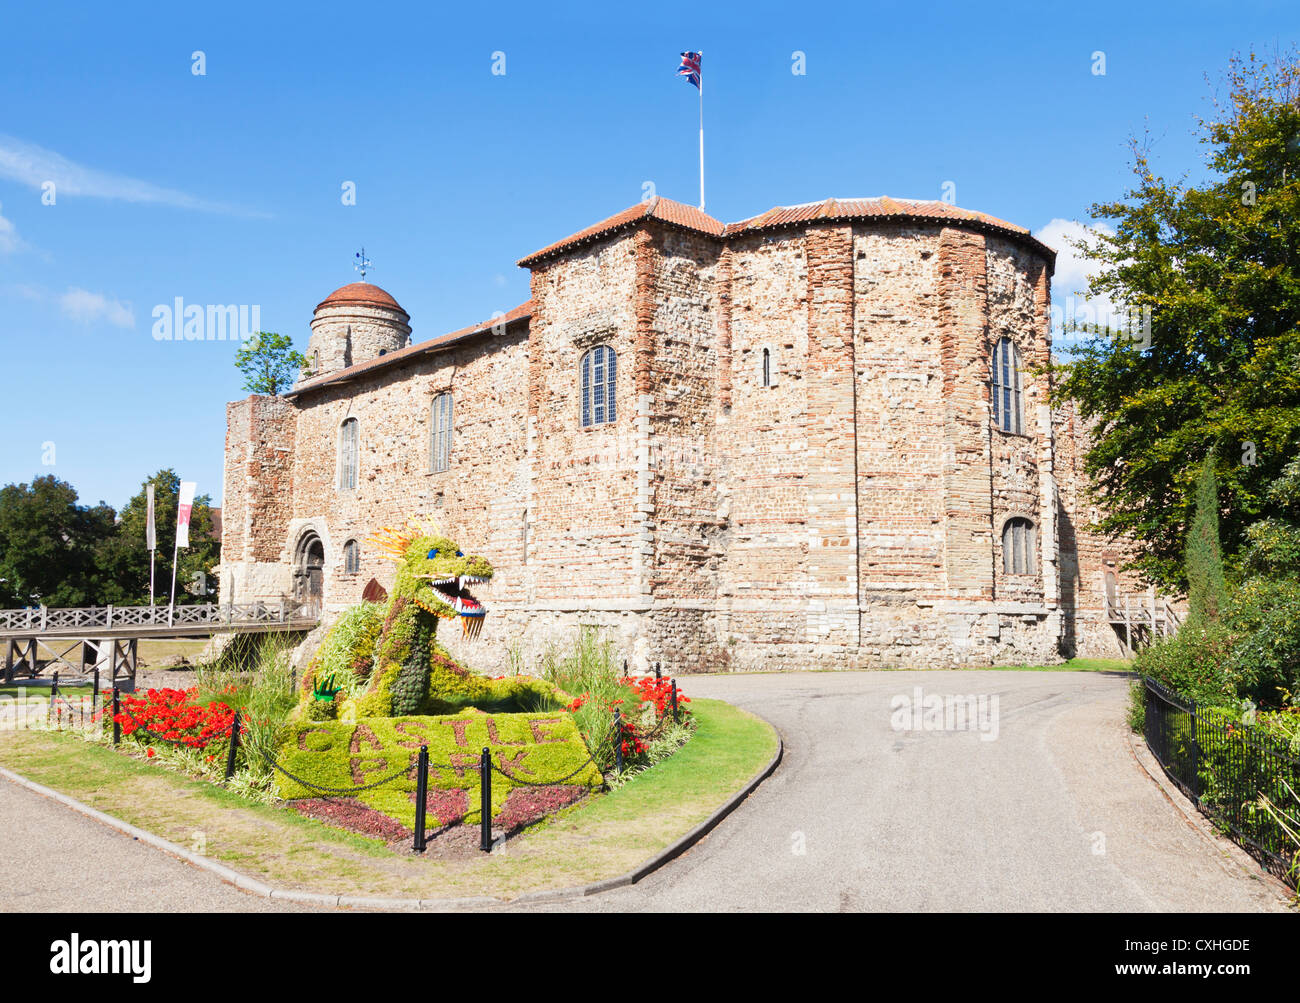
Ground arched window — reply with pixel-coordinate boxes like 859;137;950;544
339;418;359;491
762;347;772;388
343;539;360;574
991;338;1023;434
581;345;617;427
1002;518;1036;575
430;392;453;472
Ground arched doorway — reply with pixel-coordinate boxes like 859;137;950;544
293;531;325;616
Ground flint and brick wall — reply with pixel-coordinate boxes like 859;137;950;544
221;213;1142;673
219;395;297;603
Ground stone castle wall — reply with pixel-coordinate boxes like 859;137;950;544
221;213;1144;672
307;301;411;377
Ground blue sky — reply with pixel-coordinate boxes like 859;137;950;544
1;0;1295;509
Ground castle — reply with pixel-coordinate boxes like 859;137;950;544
218;195;1140;673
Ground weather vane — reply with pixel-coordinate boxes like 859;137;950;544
354;247;373;281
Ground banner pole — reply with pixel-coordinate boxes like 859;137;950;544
698;51;705;211
146;482;156;613
167;536;179;627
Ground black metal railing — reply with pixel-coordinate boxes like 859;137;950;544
1142;675;1300;886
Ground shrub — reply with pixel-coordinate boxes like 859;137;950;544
300;602;384;700
1133;619;1240;707
534;627;694;771
1223;577;1300;706
194;633;299;780
1127;680;1145;732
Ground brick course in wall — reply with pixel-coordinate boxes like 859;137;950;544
220;196;1141;672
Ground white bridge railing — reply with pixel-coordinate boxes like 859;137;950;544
0;601;319;635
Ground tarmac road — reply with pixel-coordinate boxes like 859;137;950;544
0;774;308;912
0;670;1290;913
534;670;1291;912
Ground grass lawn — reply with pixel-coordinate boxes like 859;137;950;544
979;657;1134;673
0;684;94;701
0;697;777;902
136;638;211;667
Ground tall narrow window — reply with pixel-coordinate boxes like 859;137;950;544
991;338;1023;434
343;539;360;574
430;393;453;472
581;345;617;427
339;418;359;491
762;348;772;388
1002;518;1036;575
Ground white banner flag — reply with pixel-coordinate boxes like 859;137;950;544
175;481;196;549
145;484;156;551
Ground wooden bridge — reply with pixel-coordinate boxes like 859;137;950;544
1106;588;1182;655
1;601;319;688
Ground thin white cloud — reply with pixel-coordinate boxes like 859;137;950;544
0;134;266;217
60;287;135;329
1035;218;1118;328
0;200;22;253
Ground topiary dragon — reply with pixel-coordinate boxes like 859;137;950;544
297;518;498;720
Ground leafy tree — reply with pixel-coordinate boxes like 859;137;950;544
0;476;117;606
234;331;310;396
1057;48;1300;589
1185;455;1229;623
95;469;220;606
1240;454;1300;578
1225;457;1300;703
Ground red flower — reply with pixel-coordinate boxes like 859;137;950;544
146;748;155;758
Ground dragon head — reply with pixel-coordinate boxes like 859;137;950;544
369;519;494;638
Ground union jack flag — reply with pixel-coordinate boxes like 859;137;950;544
677;51;701;89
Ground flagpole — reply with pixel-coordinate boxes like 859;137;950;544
146;482;156;617
167;534;179;628
698;50;705;211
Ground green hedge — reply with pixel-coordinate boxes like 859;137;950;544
274;710;601;830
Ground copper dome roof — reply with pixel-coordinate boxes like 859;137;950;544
315;282;406;314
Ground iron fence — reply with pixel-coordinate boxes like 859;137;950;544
1142;675;1300;887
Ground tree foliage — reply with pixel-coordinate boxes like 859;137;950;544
1185;455;1229;623
0;477;116;606
234;331;310;396
94;469;220;605
1057;48;1300;589
0;470;219;608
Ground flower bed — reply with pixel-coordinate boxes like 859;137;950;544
93;669;695;849
274;710;602;835
108;687;237;754
566;674;692;767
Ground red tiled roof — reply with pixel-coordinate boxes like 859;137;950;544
315;282;407;314
287;300;531;398
518;195;1051;266
289;195;1049;398
726;197;1031;236
517;197;725;266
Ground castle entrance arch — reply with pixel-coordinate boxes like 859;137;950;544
293;530;325;616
